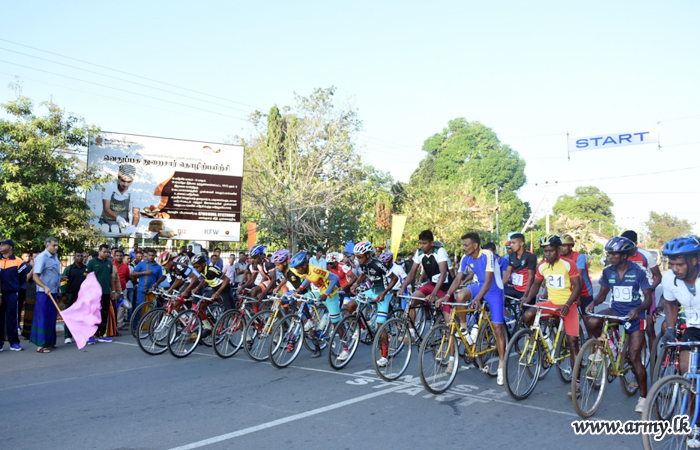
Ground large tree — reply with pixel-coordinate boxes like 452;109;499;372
552;186;615;236
409;118;529;237
645;211;695;248
0;94;105;252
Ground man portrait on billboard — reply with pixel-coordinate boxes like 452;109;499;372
99;164;140;234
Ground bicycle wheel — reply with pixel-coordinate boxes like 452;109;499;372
642;375;694;450
504;328;541;400
572;338;608;418
360;303;378;345
213;310;245;358
136;308;170;355
653;342;679;384
130;301;154;338
243;310;280;362
620;339;644;397
328;315;361;370
303;303;330;353
475;319;499;377
200;303;225;347
418;324;458;394
168;310;202;358
373;318;411;382
269;315;305;368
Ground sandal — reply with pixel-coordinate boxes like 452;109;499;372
36;347;51;353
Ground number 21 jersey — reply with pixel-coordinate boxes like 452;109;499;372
535;257;580;305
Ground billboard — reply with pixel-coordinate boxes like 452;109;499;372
87;132;244;241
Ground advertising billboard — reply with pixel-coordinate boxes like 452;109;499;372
87;132;244;241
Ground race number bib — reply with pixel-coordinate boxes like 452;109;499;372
612;286;633;303
686;309;700;327
511;273;524;287
546;274;565;290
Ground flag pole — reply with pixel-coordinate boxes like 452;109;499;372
47;293;65;320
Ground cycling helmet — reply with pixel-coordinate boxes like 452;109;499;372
326;252;341;263
379;251;393;263
604;236;636;255
539;234;562;248
270;249;290;264
353;241;374;255
560;233;575;245
157;251;171;265
663;235;700;256
289;250;308;268
249;244;266;257
191;253;207;265
174;255;190;265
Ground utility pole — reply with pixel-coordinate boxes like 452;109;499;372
495;187;500;244
545;181;550;234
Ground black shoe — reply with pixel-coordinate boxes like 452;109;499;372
311;349;322;358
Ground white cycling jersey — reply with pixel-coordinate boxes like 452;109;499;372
662;269;700;328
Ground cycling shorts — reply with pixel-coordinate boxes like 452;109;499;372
579;295;594;314
362;288;393;324
467;284;504;325
416;283;453;312
535;300;579;337
681;327;700;351
320;292;342;324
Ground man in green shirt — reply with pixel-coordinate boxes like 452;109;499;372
86;244;116;344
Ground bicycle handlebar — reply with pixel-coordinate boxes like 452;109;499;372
664;341;700;348
191;293;215;301
522;304;560;313
586;312;631;321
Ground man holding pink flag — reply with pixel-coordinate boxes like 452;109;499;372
30;237;62;353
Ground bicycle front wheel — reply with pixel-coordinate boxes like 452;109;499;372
269;315;305;368
213;310;245;358
642;374;694;450
130;301;154;338
504;328;541;400
620;339;644;397
572;338;608;418
243;310;279;362
418;325;458;395
475;319;499;378
373;318;411;382
555;332;575;383
328;315;361;370
652;340;679;384
168;310;202;358
136;308;169;355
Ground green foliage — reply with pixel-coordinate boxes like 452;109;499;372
552;186;616;235
0;95;106;253
645;211;695;248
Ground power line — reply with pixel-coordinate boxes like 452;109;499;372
0;38;259;110
529;165;700;186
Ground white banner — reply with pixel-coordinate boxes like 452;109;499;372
87;132;244;241
568;128;659;152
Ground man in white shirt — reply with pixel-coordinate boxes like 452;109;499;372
99;164;139;234
309;246;327;269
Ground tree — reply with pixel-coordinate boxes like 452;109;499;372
645;211;695;248
238;87;379;252
0;94;106;253
409;118;528;236
552;186;616;236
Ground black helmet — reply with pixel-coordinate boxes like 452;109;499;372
191;253;207;265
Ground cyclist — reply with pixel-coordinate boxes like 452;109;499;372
190;253;235;310
585;236;652;413
158;254;200;298
503;233;538;304
379;251;408;298
398;230;454;341
621;230;663;351
290;250;343;355
236;245;277;312
522;235;582;393
483;242;509;280
442;233;507;384
559;233;594;313
327;252;357;295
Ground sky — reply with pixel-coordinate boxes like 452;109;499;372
2;0;699;239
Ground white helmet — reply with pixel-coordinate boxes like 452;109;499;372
353;241;374;255
327;252;341;263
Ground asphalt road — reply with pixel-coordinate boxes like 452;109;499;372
2;317;646;449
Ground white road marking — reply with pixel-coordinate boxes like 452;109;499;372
166;384;408;450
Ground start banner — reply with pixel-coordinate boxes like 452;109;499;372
568;128;659;152
87;132;244;241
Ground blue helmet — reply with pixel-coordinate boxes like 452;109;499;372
605;236;636;255
289;250;309;268
663;235;700;257
249;244;266;257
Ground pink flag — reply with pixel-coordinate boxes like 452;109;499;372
61;272;103;349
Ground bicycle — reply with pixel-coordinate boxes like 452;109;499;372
371;295;443;381
504;304;582;401
242;294;290;362
571;312;649;418
166;293;223;358
642;340;700;450
130;288;166;338
136;292;187;356
212;295;258;358
417;301;499;394
268;293;331;368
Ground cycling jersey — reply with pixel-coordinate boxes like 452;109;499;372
327;264;351;288
359;257;391;291
284;267;305;290
535;257;580;306
567;250;593;298
662;268;700;328
413;246;453;291
170;262;197;281
202;265;226;288
291;264;339;297
508;250;538;292
599;262;651;316
249;259;276;283
390;262;408;291
460;249;505;324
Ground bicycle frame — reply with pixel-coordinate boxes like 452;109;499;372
588;312;632;377
396;294;441;345
440;301;496;359
521;304;567;366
